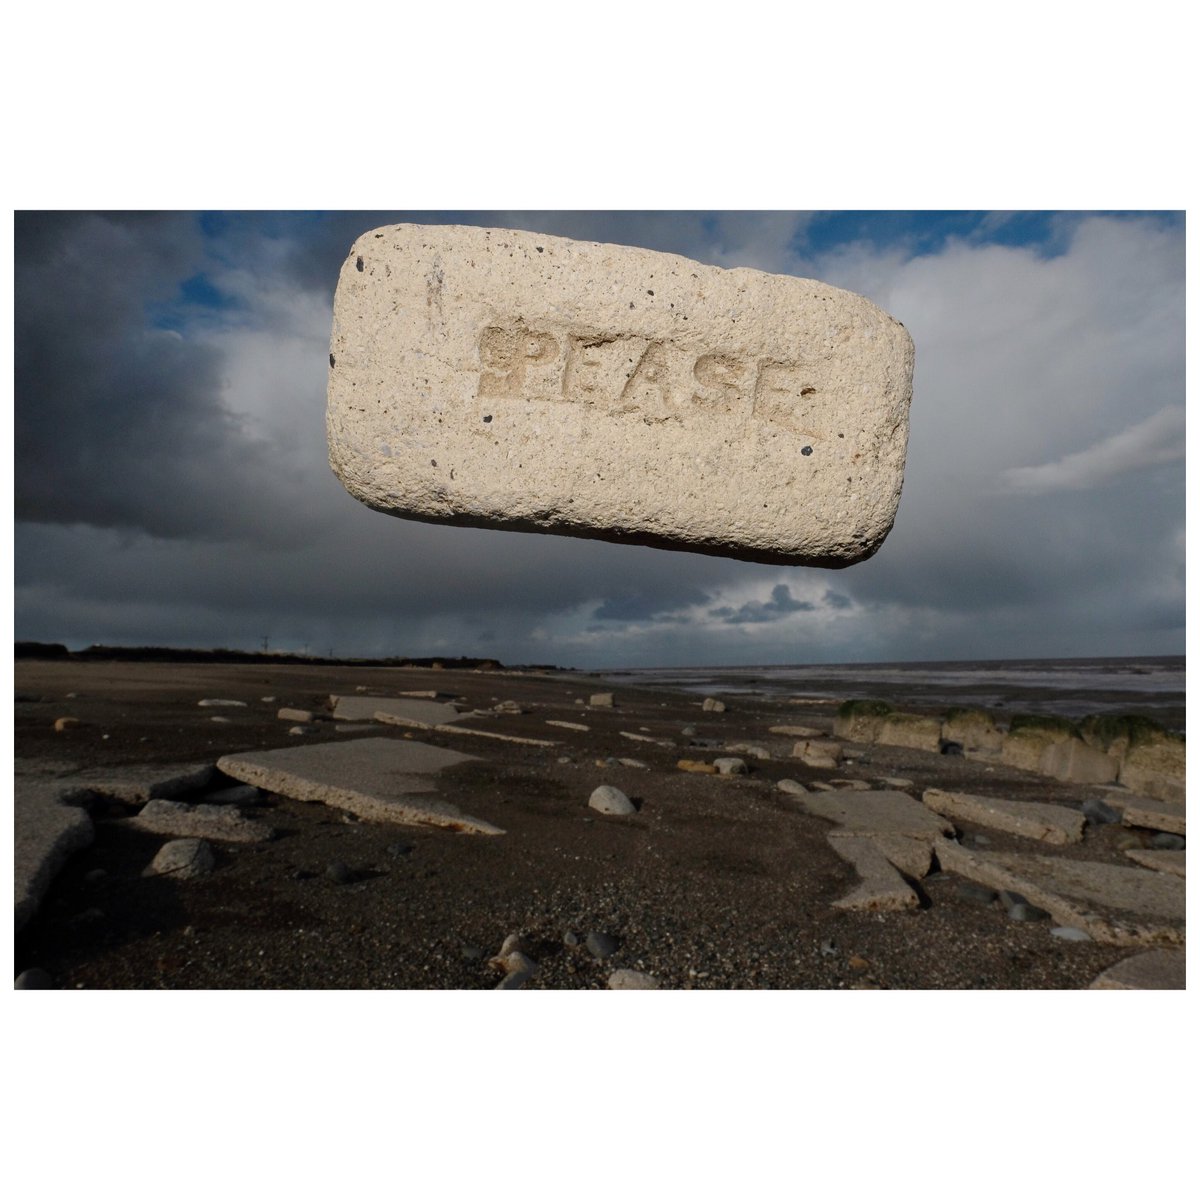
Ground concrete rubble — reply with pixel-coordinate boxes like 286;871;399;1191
921;788;1085;844
217;738;501;834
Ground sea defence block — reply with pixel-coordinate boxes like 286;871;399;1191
327;224;914;566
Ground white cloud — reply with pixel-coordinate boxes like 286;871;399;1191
1000;406;1185;494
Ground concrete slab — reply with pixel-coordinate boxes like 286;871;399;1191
330;695;465;724
59;762;216;804
372;710;557;746
827;836;920;912
935;841;1184;946
922;788;1084;845
791;789;955;841
217;738;501;834
129;799;273;843
1089;949;1186;990
1123;849;1186;877
1121;798;1185;836
14;769;95;933
828;832;933;879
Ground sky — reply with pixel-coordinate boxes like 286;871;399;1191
12;209;1185;668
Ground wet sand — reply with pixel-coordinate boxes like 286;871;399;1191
13;659;1178;989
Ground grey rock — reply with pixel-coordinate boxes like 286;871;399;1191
999;889;1030;909
586;932;620;960
461;945;486;962
588;785;636;816
145;838;215;880
385;841;413;858
1008;902;1051;922
608;969;659;989
702;698;726;713
957;882;999;906
819;938;838;957
325;861;355;884
1083;796;1121;826
681;725;697;737
564;931;580;947
131;799;271;844
15;968;55;989
1051;926;1093;942
1151;832;1185;850
939;740;964;756
713;757;748;776
777;779;808;796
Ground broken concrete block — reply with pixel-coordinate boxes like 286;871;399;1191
792;738;844;767
935;841;1184;946
1039;738;1120;785
331;695;464;724
702;698;726;713
1121;798;1185;836
827;835;920;911
940;710;1004;757
277;707;315;723
1088;949;1186;990
589;693;615;708
130;800;272;844
999;727;1073;774
1123;848;1185;877
217;738;500;834
922;788;1084;845
144;838;215;879
1118;736;1185;805
877;714;942;753
829;832;933;879
327;224;914;566
792;789;954;841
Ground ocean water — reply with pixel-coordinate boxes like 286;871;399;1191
602;656;1186;733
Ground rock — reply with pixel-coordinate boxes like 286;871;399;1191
494;952;538;989
131;799;272;843
808;781;836;792
197;699;247;708
588;785;636;816
608;969;659;989
564;931;580;947
1117;735;1185;805
1051;926;1093;942
287;726;307;735
713;757;748;776
145;838;215;879
877;776;914;789
1150;832;1185;850
589;693;615;708
922;788;1085;845
724;742;770;760
619;731;673;746
848;954;871;972
277;707;315;723
53;717;80;732
1008;902;1051;922
15;968;55;989
830;779;871;791
999;726;1075;773
792;738;843;768
681;725;697;737
217;738;501;834
461;944;486;962
546;720;589;731
819;938;838;956
1089;949;1185;990
957;882;999;906
328;223;912;566
793;789;954;841
677;760;718;775
325;862;356;884
617;758;649;769
261;696;277;703
939;740;964;756
1082;796;1121;825
586;932;620;960
492;700;524;714
702;698;726;713
940;710;1004;757
777;779;808;796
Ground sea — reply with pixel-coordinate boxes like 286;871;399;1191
601;655;1186;734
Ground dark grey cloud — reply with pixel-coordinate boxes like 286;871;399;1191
710;584;816;625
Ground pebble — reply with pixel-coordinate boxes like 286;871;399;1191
958;882;999;906
210;716;231;724
1151;833;1185;850
586;932;620;960
564;931;580;947
325;861;355;884
588;785;636;816
681;725;697;737
777;779;808;796
494;953;538;989
608;969;659;989
808;781;835;792
701;698;726;713
617;758;649;769
973;834;992;846
288;725;308;735
15;968;55;989
53;717;80;732
385;841;413;858
461;945;486;962
713;757;748;776
878;776;914;789
848;955;871;972
261;696;277;702
819;938;838;957
1008;902;1051;922
198;699;247;708
1082;796;1121;826
589;693;615;707
1051;927;1093;942
145;838;215;879
557;756;573;764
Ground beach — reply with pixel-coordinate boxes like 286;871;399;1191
13;657;1185;989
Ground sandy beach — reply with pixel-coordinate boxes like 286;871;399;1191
14;658;1184;989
